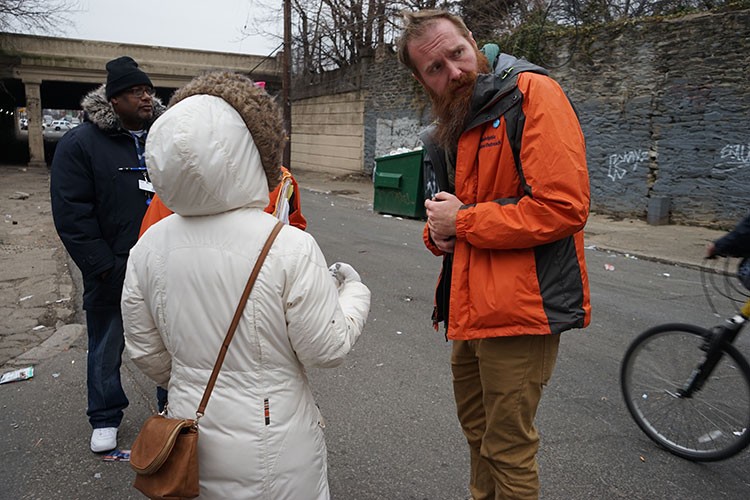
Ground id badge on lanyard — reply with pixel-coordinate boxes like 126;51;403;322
130;132;153;204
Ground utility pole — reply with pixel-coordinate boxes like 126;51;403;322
282;0;292;168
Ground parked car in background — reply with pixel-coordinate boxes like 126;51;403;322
50;120;71;131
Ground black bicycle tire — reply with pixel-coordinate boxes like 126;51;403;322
621;323;750;461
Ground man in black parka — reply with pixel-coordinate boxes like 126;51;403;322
50;56;165;453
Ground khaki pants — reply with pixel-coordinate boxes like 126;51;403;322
451;334;560;500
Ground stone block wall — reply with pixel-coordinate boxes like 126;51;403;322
552;9;750;227
361;55;430;174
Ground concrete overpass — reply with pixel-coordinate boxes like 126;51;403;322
0;32;283;167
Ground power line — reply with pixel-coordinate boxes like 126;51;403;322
247;42;285;76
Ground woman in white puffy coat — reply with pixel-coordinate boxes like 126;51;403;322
121;72;370;499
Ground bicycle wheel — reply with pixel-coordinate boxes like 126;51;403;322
620;323;750;461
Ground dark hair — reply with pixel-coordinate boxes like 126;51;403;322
396;10;472;73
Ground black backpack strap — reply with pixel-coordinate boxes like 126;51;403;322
475;48;559;199
501;89;533;198
420;125;450;195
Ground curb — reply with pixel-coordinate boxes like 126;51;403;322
4;323;86;369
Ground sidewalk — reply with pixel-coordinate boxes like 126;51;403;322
0;166;79;369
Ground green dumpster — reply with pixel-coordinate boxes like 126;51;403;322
373;149;426;218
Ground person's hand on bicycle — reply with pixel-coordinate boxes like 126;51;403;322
707;213;750;260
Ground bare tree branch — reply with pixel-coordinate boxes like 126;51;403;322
244;0;737;76
0;0;81;34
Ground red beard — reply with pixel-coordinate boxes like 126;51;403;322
428;50;491;153
429;72;477;153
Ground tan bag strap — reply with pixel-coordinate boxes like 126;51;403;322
196;221;283;418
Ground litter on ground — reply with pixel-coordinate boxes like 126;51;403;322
0;366;34;384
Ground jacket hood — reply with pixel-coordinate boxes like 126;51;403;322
168;71;284;191
80;84;165;132
467;54;549;131
145;94;270;216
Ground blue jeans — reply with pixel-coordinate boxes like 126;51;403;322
85;308;129;428
157;386;168;413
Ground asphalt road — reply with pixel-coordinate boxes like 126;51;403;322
302;189;750;500
1;187;749;499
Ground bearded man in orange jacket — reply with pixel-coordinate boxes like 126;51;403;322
398;10;591;499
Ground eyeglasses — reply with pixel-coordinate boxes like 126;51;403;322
125;86;155;99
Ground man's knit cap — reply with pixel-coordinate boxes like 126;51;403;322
105;56;153;100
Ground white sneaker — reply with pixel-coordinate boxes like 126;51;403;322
90;427;118;453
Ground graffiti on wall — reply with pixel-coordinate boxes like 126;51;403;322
375;117;422;158
607;149;649;181
715;143;750;173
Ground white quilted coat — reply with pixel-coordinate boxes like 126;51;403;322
121;95;370;499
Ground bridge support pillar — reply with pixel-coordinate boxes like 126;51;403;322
23;80;46;168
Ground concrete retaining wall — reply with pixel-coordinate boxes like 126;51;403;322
291;91;365;175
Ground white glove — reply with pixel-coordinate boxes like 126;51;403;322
329;262;361;288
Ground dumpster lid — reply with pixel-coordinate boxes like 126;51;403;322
374;147;423;162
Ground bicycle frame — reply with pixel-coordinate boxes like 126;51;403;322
679;299;750;398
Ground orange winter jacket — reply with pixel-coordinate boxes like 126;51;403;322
139;166;307;237
423;69;591;340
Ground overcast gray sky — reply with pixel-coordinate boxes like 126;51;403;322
68;0;282;57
